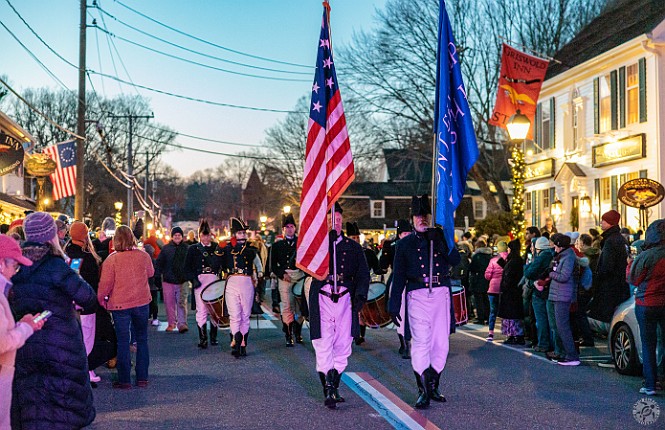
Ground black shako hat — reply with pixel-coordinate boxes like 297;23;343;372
346;221;360;237
411;194;431;216
396;219;411;235
198;219;211;235
328;201;343;214
230;217;248;234
282;213;296;228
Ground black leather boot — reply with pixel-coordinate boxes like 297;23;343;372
284;322;294;347
241;332;248;357
209;324;218;346
318;372;327;396
197;325;208;349
398;334;406;355
427;367;446;402
332;369;345;403
402;338;411;359
414;371;430;409
355;325;366;345
324;370;337;409
293;321;303;344
231;332;241;357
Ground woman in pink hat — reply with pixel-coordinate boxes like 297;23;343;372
0;235;44;429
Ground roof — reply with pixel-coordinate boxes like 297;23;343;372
545;0;665;79
343;181;431;199
554;162;587;181
0;192;36;213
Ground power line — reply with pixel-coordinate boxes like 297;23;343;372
137;124;263;148
163;141;284;160
94;5;311;76
110;0;311;69
92;26;310;83
88;70;307;113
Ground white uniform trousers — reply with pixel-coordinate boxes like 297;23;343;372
408;287;450;374
225;275;254;335
194;274;217;328
312;285;353;373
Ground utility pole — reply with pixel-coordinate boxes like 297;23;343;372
74;0;87;220
107;113;153;224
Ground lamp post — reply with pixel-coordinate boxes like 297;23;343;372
506;110;531;245
114;201;123;226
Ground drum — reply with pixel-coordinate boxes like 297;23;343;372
201;279;230;328
292;278;308;321
451;285;468;326
359;282;391;328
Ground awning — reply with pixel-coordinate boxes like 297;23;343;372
554;162;587;182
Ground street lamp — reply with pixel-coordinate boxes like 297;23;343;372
506;110;531;245
283;205;291;214
580;195;592;215
259;215;267;232
114;201;123;226
551;198;563;218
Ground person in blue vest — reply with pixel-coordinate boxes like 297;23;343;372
389;194;461;409
308;202;370;409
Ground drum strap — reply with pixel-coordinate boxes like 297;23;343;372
319;289;349;303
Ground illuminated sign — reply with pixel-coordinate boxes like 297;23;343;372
0;131;25;176
592;134;646;167
525;158;555;182
618;178;664;209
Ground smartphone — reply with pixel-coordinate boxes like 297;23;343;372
33;310;52;323
70;258;82;273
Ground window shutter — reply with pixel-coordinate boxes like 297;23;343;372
619;174;626;221
594;178;601;220
639;57;647;123
532;191;537;226
618;66;626;128
535;103;542;152
549;187;556;205
611;175;618;211
593;77;600;134
639;169;648;178
610;70;618;130
549;98;556;148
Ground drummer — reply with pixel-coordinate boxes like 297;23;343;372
380;219;413;358
270;212;304;346
308;203;370;409
346;221;385;345
389;195;461;409
216;217;263;358
184;220;221;349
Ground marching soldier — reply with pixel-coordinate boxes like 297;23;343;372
270;213;305;346
309;203;370;409
184;220;221;349
216;217;263;358
380;219;413;358
389;195;461;409
345;221;385;345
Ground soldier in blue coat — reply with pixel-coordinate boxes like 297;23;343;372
308;202;370;409
389;195;461;409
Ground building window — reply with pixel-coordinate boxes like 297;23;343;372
599;73;612;133
474;200;485;219
626;63;639;125
370;200;385;218
526;192;532;211
600;177;611;202
542;189;550;208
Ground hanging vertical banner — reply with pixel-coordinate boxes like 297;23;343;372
489;43;549;138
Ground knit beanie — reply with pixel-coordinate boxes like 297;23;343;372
535;237;552;250
601;210;621;226
69;221;89;247
171;226;184;237
24;211;57;244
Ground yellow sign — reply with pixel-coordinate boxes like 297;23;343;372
525;158;555;182
592;134;646;167
618;178;664;209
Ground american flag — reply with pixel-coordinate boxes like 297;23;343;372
43;140;77;200
296;3;354;281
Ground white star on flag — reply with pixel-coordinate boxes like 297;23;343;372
312;82;320;93
325;77;334;88
312;101;322;112
323;58;333;68
320;38;330;49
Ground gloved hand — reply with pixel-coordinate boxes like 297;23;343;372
390;312;402;327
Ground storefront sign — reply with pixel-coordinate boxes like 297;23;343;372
0;131;25;176
592;134;646;167
618;178;665;209
525;158;555;182
25;153;57;177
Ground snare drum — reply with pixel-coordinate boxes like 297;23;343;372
201;279;230;328
451;285;468;326
359;282;392;328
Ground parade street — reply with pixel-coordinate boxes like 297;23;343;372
89;306;662;430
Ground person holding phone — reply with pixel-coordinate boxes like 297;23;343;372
10;212;97;429
0;235;45;428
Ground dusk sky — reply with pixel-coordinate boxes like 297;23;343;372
0;0;387;177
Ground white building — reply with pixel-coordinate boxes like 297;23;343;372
524;0;665;234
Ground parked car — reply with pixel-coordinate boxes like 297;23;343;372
592;293;665;375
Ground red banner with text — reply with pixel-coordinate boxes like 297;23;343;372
489;44;550;139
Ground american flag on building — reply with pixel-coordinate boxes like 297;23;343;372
296;3;354;281
43;140;77;200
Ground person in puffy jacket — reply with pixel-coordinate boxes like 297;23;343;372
483;241;507;341
10;212;98;429
468;240;492;325
524;237;555;352
547;233;580;366
497;239;525;345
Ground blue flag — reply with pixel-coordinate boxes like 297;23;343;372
433;0;479;253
